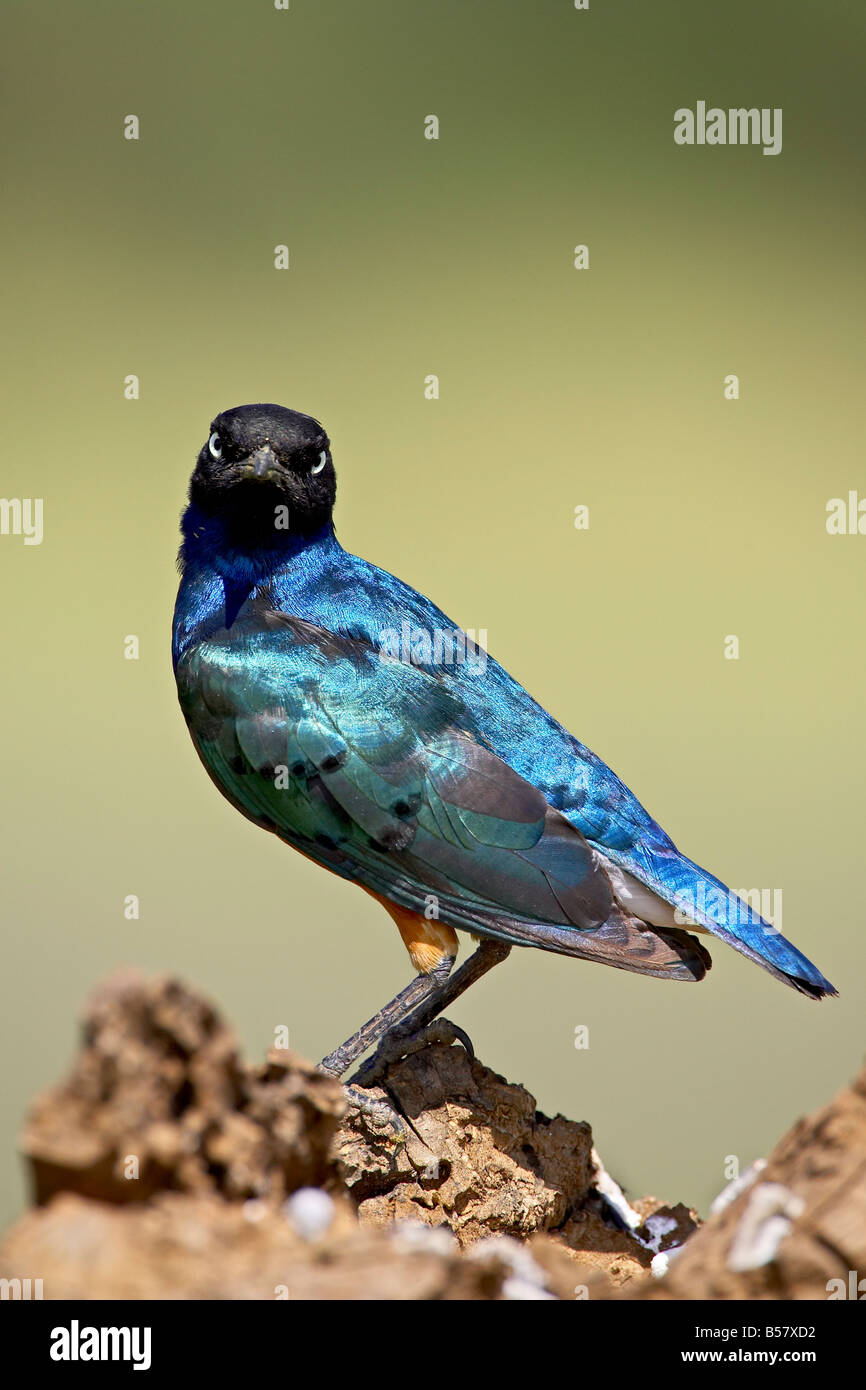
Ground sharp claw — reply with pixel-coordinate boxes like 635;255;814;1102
351;1016;475;1087
418;1018;475;1058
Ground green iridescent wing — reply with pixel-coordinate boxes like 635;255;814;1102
177;611;708;981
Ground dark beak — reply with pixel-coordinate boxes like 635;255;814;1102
242;445;279;482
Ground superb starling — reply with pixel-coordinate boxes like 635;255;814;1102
172;404;835;1079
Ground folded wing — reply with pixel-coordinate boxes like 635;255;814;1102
177;607;711;983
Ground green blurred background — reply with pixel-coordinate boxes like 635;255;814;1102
2;0;864;1231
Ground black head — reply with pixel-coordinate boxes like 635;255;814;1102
186;403;336;550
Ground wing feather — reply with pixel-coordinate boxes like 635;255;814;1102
177;613;709;983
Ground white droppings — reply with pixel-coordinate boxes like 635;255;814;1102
710;1158;767;1216
502;1276;557;1301
283;1187;335;1242
390;1220;456;1256
591;1147;643;1231
643;1213;679;1253
726;1182;805;1273
467;1235;549;1290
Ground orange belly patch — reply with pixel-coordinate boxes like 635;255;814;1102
361;887;459;974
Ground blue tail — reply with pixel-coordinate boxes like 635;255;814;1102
604;843;837;1000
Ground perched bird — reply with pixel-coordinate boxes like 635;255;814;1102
173;404;836;1078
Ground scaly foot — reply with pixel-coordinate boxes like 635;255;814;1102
351;1016;474;1088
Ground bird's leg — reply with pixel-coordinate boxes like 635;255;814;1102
319;937;512;1082
318;953;456;1079
322;939;512;1166
349;938;512;1087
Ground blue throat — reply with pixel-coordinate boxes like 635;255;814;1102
173;506;340;667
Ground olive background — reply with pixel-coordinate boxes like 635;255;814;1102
1;0;864;1232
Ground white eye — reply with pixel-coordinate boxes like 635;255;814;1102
311;450;327;475
208;431;223;460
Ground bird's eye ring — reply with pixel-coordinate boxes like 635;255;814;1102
208;432;223;460
311;450;327;475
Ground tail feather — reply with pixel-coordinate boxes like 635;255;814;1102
471;908;713;983
602;844;837;1000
